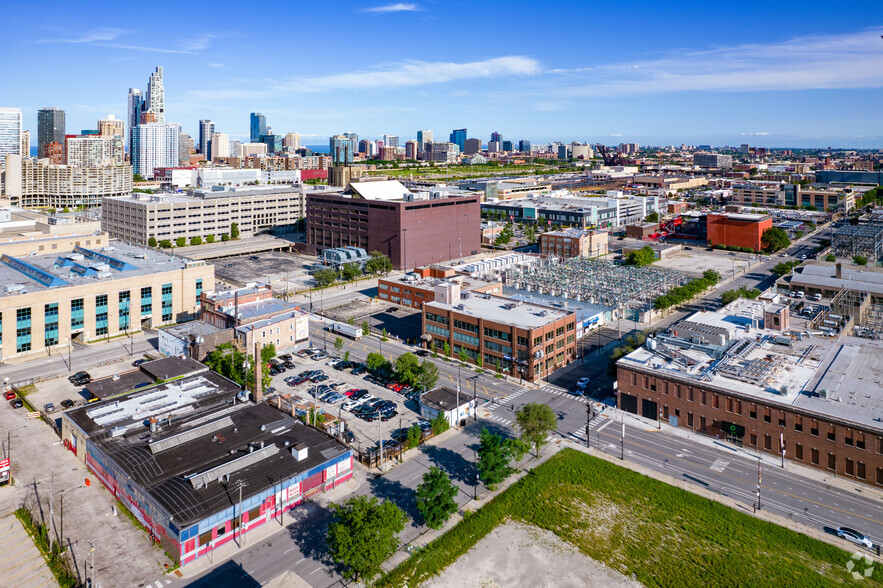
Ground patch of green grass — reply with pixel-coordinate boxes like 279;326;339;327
379;449;883;588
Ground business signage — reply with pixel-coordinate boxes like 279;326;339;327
719;421;745;437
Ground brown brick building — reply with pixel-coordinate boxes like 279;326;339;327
539;228;608;258
616;301;883;488
423;288;577;382
306;181;481;269
706;212;772;252
378;265;502;310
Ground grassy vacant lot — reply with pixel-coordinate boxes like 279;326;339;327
380;449;882;588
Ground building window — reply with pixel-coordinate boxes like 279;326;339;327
845;432;854;447
827;453;836;471
795;443;803;461
794;418;803;432
856;434;865;450
811;423;819;437
811;448;819;465
764;434;771;451
845;458;855;477
484;327;511;342
119;291;130;331
857;462;866;480
454;319;479;334
44;303;59;347
827;427;836;442
71;298;85;329
196;279;203;306
161;283;173;322
426;324;449;338
16;307;32;353
425;312;449;326
141;286;152;316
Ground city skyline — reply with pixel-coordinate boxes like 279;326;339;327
2;1;883;147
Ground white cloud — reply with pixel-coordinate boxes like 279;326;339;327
741;132;770;136
555;28;883;96
208;63;224;68
35;28;216;54
290;56;541;92
362;3;421;13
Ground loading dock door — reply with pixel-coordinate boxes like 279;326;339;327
641;398;658;421
620;393;638;414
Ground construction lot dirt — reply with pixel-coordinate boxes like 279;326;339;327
423;520;642;588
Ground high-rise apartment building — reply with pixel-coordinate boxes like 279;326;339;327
98;115;124;137
179;132;192;165
0;107;22;165
250;113;267;143
127;88;143;153
284;132;300;150
383;134;399;148
132;123;181;179
417;130;433;150
343;132;358;147
21;129;30;157
210;132;230;160
259;134;283;154
145;67;165;123
502;140;513;152
519;140;531;153
405;140;418;160
66;134;125;167
464;138;481;155
198;120;214;156
38;107;66;160
449;129;466;152
490;131;502;144
329;134;356;165
426;141;460;163
229;140;241;158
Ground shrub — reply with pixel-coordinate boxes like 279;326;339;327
147;236;157;247
205;234;215;243
158;239;172;248
190;236;203;246
175;237;186;247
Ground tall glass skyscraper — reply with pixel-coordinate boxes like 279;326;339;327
329;134;355;165
37;107;66;159
0;107;22;170
250;113;267;143
145;66;165;123
449;128;467;152
199;120;215;156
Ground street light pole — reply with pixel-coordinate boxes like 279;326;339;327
456;364;461;430
756;455;762;511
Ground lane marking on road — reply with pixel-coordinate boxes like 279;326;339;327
710;459;729;473
310;568;322;575
284;547;297;554
295;557;306;565
594;428;883;528
595;419;612;433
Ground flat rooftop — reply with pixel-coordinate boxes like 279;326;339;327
161;320;226;340
425;294;572;329
0;241;206;297
108;185;308;205
484;195;613;213
421;386;473;412
542;228;607;238
619;299;883;432
784;263;883;296
65;376;349;527
390;273;500;292
85;369;155;400
140;356;208;381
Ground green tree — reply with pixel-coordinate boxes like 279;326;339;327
516;402;557;457
133;173;145;182
415;359;439;393
415;467;458;530
365;251;393;275
407;424;422;449
190;236;203;246
175;236;186;247
343;350;350;362
395;352;420;385
760;227;790;253
381;328;388;342
458;347;469;363
366;352;389;374
334;336;344;356
477;428;517;489
825;254;836;262
147;236;157;247
327;496;406;583
362;321;370;336
854;255;868;266
221;233;230;242
341;262;362;281
626;246;657;267
205;234;215;243
313;268;338;288
158;239;172;248
230;222;240;239
347;316;355;325
771;261;799;276
475;354;483;368
645;211;660;223
430;413;450;436
442;341;451;357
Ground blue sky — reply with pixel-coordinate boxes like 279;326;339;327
3;0;883;148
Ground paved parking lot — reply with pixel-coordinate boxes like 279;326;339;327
322;298;423;343
0;514;56;588
212;252;314;290
266;353;428;453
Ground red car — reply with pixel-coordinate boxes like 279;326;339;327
3;390;15;400
343;388;359;397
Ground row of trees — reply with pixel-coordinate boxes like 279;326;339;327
721;286;761;305
365;351;440;393
312;251;394;289
625;245;657;267
653;269;721;310
148;223;240;248
328;401;559;583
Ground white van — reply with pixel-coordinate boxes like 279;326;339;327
796;291;805;299
812;293;822;301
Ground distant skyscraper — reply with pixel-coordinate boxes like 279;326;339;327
127;88;143;152
502;140;513;152
464;138;481;155
145;67;165;123
490;131;502;144
179;132;192;165
417;130;433;148
131;122;181;179
21;129;30;157
343;132;358;147
329;134;355;165
405;140;418;160
65;134;125;167
37;107;65;160
383;134;399;148
450;129;466;152
250;113;267;143
0;107;22;169
284;132;300;150
97;115;124;137
519;140;531;153
198;120;214;156
229;139;241;157
210;132;230;160
259;134;283;154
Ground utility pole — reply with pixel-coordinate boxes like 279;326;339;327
620;421;625;460
49;468;54;549
88;539;95;588
456;364;461;431
585;403;593;449
379;419;384;471
238;480;246;547
756;455;762;511
472;377;477;422
780;432;785;468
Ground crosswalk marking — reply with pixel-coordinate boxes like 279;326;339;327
710;458;729;472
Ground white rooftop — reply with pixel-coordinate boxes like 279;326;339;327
425;295;571;329
348;180;411;201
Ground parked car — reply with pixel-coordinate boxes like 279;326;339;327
9;399;23;409
283;361;296;369
380;410;398;421
415;349;429;357
3;390;15;400
132;359;149;367
343;430;355;443
326;393;347;405
836;527;873;549
342;400;360;411
351;366;367;376
265;387;276;395
296;349;311;358
71;375;91;386
278;354;292;362
311;352;327;361
68;371;91;383
311;374;329;383
44;403;55;413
